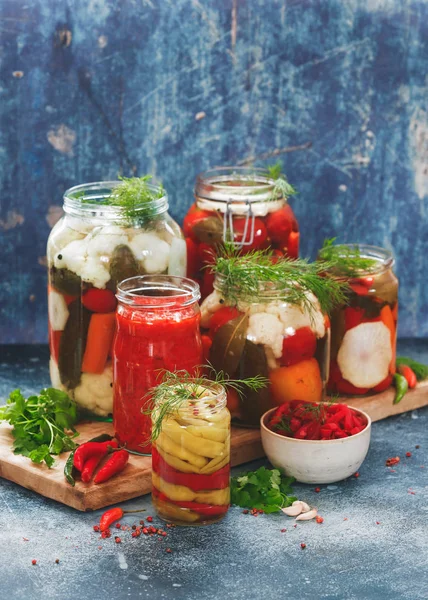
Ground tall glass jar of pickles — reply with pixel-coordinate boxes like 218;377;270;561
183;167;299;298
46;177;186;416
199;252;345;426
151;380;231;526
319;243;398;395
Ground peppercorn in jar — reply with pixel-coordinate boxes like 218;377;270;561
183;167;299;298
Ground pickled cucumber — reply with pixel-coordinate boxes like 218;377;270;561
50;267;82;296
192;216;223;244
108;244;140;290
58;299;91;389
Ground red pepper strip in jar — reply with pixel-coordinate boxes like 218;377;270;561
152;487;228;516
82;288;117;313
94;450;129;484
74;440;118;471
152;447;230;492
100;507;124;532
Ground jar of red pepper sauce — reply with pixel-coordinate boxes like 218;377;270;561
183;167;299;298
151;381;230;525
113;275;203;453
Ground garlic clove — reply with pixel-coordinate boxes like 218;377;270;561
282;503;304;517
293;500;311;512
295;509;318;521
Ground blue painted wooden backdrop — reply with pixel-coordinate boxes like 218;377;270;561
0;0;427;343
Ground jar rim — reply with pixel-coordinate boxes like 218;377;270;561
195;166;286;205
116;275;201;308
319;243;395;276
63;180;168;221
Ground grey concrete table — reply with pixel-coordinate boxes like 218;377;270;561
0;342;427;600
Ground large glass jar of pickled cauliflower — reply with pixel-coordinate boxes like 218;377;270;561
319;243;399;396
46;177;186;416
183;167;299;298
151;379;231;526
199;253;343;426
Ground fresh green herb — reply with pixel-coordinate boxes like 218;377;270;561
396;357;428;381
145;368;268;442
0;388;79;468
79;175;165;227
318;238;378;277
231;466;296;513
267;161;297;199
212;244;347;315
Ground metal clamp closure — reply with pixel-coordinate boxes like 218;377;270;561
222;200;255;248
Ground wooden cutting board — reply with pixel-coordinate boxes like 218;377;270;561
0;381;426;512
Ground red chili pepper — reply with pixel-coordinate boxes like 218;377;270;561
73;440;118;472
100;507;124;532
94;450;129;484
152;447;230;491
398;365;417;389
81;454;105;483
152;487;228;516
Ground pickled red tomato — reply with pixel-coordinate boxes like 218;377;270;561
265;205;297;244
183;205;212;241
280;327;317;367
232;217;268;252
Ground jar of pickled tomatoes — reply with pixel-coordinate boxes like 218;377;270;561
47;178;186;416
199;260;336;427
151;380;230;525
320;244;398;395
183;167;299;298
113;275;204;453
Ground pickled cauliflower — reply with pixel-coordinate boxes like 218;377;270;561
246;312;284;358
74;363;113;416
129;232;170;273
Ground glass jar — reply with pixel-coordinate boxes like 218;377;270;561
47;181;186;416
151;381;230;525
200;277;330;426
113;275;203;453
321;245;398;395
183;167;299;298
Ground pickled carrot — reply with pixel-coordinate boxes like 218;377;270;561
82;312;116;374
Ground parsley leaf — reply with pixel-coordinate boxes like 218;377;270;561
231;466;296;513
0;388;79;468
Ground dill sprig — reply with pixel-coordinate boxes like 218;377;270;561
318;238;378;277
144;368;268;442
212;245;348;315
267;161;297;200
78;175;165;226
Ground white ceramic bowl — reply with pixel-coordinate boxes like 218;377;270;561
260;407;372;484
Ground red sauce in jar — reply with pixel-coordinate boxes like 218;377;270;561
113;276;203;453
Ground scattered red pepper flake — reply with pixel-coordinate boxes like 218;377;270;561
55;559;60;564
354;472;360;478
315;487;321;493
316;516;324;524
376;521;380;525
415;445;420;449
166;548;172;553
385;456;400;467
281;528;287;533
406;452;412;458
161;531;167;537
142;528;149;535
93;525;100;532
147;516;153;523
343;517;348;521
31;559;37;565
115;537;122;543
293;524;297;528
300;543;306;549
139;520;145;525
115;523;121;529
242;509;249;514
23;538;29;542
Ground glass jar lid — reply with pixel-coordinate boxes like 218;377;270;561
63;180;168;222
194;167;286;216
117;275;201;309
